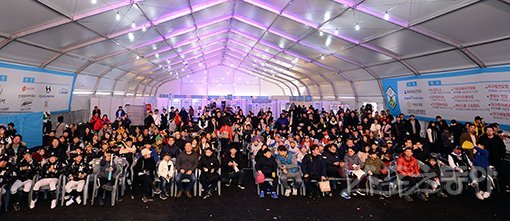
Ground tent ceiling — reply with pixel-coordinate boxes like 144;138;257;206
0;0;509;98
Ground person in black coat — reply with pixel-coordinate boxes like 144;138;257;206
222;146;246;189
133;149;158;203
5;134;28;161
255;148;278;199
301;145;327;198
199;148;221;199
406;115;422;141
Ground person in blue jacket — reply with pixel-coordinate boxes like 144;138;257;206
473;142;491;200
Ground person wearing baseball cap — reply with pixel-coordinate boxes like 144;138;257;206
31;151;64;209
64;153;91;206
133;148;158;203
11;149;38;211
474;116;485;137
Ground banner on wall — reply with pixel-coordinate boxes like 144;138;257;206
0;112;43;148
382;66;510;130
0;62;75;113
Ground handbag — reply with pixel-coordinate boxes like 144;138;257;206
255;172;265;184
318;180;331;192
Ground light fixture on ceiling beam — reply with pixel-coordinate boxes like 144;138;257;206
136;55;140;59
155;53;159;58
91;0;97;4
319;30;324;36
384;11;390;20
131;21;136;29
115;11;121;21
354;23;360;31
128;32;135;42
142;25;147;32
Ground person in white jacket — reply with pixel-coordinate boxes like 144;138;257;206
152;109;162;128
158;153;175;200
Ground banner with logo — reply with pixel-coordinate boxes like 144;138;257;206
382;66;510;130
0;61;75;113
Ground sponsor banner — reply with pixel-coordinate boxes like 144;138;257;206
382;66;510;130
0;61;75;113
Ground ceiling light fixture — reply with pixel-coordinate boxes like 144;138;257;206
136;55;140;60
155;53;159;58
319;30;324;36
115;11;121;21
384;11;390;20
321;55;325;60
142;25;147;32
355;23;360;31
131;21;136;29
128;32;134;42
91;0;97;4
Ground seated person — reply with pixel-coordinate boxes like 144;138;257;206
199;148;221;199
64;154;91;206
255;148;278;199
157;153;175;200
422;156;448;199
364;149;388;199
301;145;327;199
175;142;198;198
397;147;427;202
0;155;15;204
31;152;65;209
11;150;38;211
472;142;491;200
344;147;367;196
222;146;246;189
133;149;158;203
96;152;117;206
275;145;302;196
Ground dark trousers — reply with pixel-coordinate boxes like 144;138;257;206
304;175;321;197
222;170;245;186
200;172;220;192
134;175;154;198
261;172;276;192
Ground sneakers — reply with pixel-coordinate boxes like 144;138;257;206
142;196;149;203
482;191;491;199
50;199;57;209
185;191;192;198
97;197;105;206
271;191;278;199
65;198;75;206
476;191;484;200
160;194;168;200
292;188;298;196
154;188;162;195
355;189;366;196
418;193;428;202
13;202;21;211
437;192;448;198
238;184;245;190
259;190;265;198
341;191;351;200
75;196;82;205
284;189;291;197
176;191;183;198
29;199;36;209
203;190;213;200
403;195;413;202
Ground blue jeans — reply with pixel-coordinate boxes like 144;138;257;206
159;177;172;196
176;172;197;192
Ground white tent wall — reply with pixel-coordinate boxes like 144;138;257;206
156;65;285;96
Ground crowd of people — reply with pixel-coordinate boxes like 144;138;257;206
0;102;508;213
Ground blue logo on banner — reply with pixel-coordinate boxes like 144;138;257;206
0;75;7;81
23;77;35;83
406;81;417;87
428;80;441;86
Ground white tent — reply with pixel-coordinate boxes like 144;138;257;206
0;0;509;105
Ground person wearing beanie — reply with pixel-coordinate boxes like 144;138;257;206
364;149;388;199
31;152;65;209
64;154;91;206
199;148;221;199
133;148;158;203
255;148;278;199
11;150;38;211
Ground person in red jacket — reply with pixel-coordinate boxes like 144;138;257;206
396;147;427;202
89;112;103;131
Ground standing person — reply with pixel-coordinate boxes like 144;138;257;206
426;121;440;153
406;115;421;141
219;121;233;154
11;150;38;211
175;142;199;198
255;148;278;199
161;108;169;131
89;113;103;132
30;152;65;209
64;154;91;206
180;108;189;126
472;142;491;200
133;149;158;203
301;145;327;199
144;111;155;128
479;126;506;186
199;148;221;199
449;120;464;146
55;116;66;138
275;145;302;197
152;109;162;129
158;153;175;200
115;106;126;120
